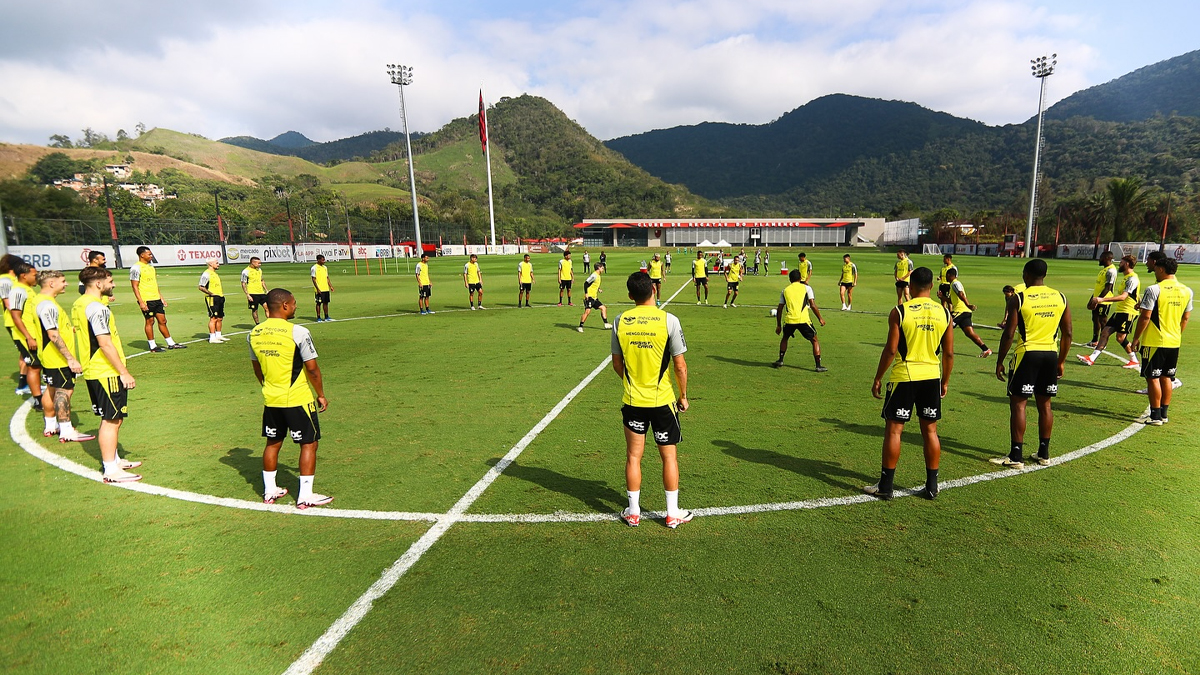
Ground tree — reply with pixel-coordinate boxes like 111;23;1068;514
28;152;79;184
116;129;129;142
1106;176;1153;241
135;122;146;137
48;134;73;148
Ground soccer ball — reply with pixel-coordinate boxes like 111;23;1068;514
770;308;778;317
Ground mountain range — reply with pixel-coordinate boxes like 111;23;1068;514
219;129;408;164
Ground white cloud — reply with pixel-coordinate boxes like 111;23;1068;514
0;0;1183;146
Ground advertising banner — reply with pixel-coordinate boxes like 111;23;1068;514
295;243;350;262
350;244;397;259
119;245;224;268
1057;244;1100;260
1168;243;1200;264
976;244;999;256
225;245;293;264
954;244;977;255
10;245;116;271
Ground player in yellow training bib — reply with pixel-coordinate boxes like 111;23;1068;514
310;254;334;321
838;253;858;310
0;254;32;395
773;269;827;371
517;254;535;307
723;258;742;307
648;254;664;304
894;250;914;304
34;269;95;444
198;258;227;343
415;252;434;314
691;251;709;304
945;268;992;357
993;258;1072;469
576;263;611;331
868;266;953;500
1087;250;1118;346
1131;254;1193;426
463;253;485;310
611;272;692;529
1080;254;1140;369
8;261;47;410
937;253;957;312
558;251;574;306
130;246;185;351
249;288;331;509
241;256;267;325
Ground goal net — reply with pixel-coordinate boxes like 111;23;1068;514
1107;242;1159;262
922;243;942;255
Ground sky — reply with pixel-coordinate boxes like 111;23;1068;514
0;0;1197;146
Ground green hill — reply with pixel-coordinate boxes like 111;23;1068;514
220;130;407;164
1045;49;1200;122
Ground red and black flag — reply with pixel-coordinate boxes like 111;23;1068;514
478;90;488;153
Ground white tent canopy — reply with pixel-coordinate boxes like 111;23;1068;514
697;239;715;247
715;239;731;247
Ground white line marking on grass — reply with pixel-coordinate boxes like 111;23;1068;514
282;277;695;675
1071;341;1130;364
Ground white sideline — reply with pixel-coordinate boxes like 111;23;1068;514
281;276;696;675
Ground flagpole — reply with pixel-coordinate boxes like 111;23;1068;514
481;89;497;254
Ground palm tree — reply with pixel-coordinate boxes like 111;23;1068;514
1106;177;1153;242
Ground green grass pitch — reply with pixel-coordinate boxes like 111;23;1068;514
2;248;1197;674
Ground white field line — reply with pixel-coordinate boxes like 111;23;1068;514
282;276;695;675
1071;341;1130;364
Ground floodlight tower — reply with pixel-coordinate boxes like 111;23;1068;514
387;64;423;254
1024;53;1056;258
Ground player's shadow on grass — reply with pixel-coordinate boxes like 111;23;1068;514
817;417;994;461
554;323;586;331
487;459;625;512
1059;378;1133;394
706;355;775;369
714;440;872;490
74;439;132;467
190;332;211;339
960;390;1129;421
219;447;295;496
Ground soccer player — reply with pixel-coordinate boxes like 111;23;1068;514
517;254;534;307
763;250;770;276
992;259;1072;468
463;253;486;310
838;254;858;310
248;288;331;508
241;256;267;325
0;253;31;395
611;272;691;528
773;269;827;371
691;251;709;305
73;266;141;482
937;253;957;312
945;268;992;357
582;250;591;274
415;253;434;314
198;258;227;343
9;262;48;412
1086;250;1118;347
894;249;915;304
558;251;574;306
754;249;762;276
310;254;334;321
78;250;106;295
797;252;812;283
23;270;59;434
130;246;185;352
577;263;612;332
34;270;96;443
723;255;742;308
648;254;664;304
1079;254;1140;368
867;267;952;500
1130;257;1192;425
664;252;672;274
598;250;607;268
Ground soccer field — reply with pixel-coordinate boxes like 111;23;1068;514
2;249;1198;674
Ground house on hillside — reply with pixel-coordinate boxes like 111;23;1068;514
104;164;131;179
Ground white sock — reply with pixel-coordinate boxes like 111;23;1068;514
165;337;177;346
665;489;680;516
1128;353;1139;362
216;331;222;339
299;475;314;501
263;470;278;492
44;416;57;432
1090;349;1102;360
59;420;74;436
627;489;640;514
148;340;157;350
102;460;119;474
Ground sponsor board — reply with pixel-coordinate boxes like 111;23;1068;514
10;245;116;271
954;244;977;255
1057;244;1101;260
1169;243;1200;264
295;243;351;262
119;245;223;267
226;245;294;264
976;243;999;256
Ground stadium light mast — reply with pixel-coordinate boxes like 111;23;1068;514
387;64;423;254
1024;53;1056;258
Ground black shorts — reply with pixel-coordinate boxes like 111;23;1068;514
42;366;76;390
622;404;682;446
1093;300;1112;318
468;283;482;292
585;296;605;310
205;295;226;318
14;339;40;369
694;278;708;287
1139;346;1179;380
141;299;165;319
314;290;331;304
248;293;268;311
782;322;816;340
520;282;532;292
1007;351;1060;398
881;379;942;423
895;280;909;288
87;376;129;421
559;280;572;290
953;312;973;329
1106;312;1133;335
938;283;951;298
839;282;855;289
262;403;321;444
726;282;739;291
651;278;662;287
418;285;432;299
